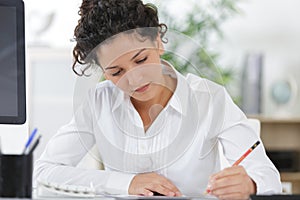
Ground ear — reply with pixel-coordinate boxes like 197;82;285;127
156;35;165;56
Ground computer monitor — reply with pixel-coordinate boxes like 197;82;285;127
0;0;26;124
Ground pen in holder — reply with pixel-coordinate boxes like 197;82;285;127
0;153;33;198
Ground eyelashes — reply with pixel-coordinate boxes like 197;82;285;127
111;56;148;77
136;56;148;64
112;69;123;76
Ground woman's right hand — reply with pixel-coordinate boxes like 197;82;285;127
128;172;182;196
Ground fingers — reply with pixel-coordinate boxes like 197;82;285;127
206;166;244;193
128;172;182;196
140;189;153;196
211;183;241;196
147;174;181;196
146;184;176;196
159;178;181;196
210;165;244;180
206;166;256;200
148;178;182;196
209;172;246;190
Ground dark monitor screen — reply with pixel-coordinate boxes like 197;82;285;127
0;0;26;124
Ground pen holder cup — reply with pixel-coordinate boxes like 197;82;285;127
0;153;33;198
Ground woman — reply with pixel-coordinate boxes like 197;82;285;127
34;0;282;199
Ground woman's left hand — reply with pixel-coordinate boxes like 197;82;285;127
206;165;256;200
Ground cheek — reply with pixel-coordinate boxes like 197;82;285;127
143;65;163;82
110;75;131;94
110;76;127;88
109;76;120;85
106;64;163;93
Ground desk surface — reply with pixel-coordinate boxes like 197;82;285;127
0;196;217;200
2;195;300;200
250;195;300;200
32;195;217;200
31;188;217;200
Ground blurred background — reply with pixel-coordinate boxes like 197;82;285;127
24;0;300;193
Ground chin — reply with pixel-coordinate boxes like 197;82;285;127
131;91;155;102
131;95;153;102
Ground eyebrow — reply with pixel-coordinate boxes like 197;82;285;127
130;48;146;61
104;48;146;70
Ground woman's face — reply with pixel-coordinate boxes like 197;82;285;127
97;33;165;102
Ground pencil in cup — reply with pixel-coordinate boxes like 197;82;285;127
22;128;38;154
205;141;260;194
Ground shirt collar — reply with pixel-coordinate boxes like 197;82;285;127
110;83;129;112
161;60;189;115
111;60;190;115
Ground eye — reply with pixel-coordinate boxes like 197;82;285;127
136;56;148;64
111;69;123;76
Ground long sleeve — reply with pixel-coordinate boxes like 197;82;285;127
217;87;282;194
33;94;135;195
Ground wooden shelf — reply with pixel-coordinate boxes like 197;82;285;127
247;115;300;151
281;172;300;181
247;115;300;123
248;115;300;193
281;172;300;194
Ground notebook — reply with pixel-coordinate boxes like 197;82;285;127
37;180;217;199
37;180;96;198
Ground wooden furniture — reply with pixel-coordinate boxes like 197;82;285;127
249;115;300;194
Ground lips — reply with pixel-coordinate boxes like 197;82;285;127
134;83;150;93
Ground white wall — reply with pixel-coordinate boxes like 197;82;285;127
218;0;300;116
27;47;77;158
24;0;300;159
0;125;28;154
23;0;81;158
25;0;82;47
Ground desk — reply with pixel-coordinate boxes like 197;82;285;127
32;195;217;200
0;198;216;200
250;195;300;200
33;195;300;200
32;187;217;200
2;195;300;200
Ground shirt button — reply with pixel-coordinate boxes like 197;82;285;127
138;157;152;172
140;145;147;153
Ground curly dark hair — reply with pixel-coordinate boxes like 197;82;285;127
72;0;168;76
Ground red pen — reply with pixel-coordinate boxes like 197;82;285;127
205;141;260;194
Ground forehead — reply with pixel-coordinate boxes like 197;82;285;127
96;33;156;67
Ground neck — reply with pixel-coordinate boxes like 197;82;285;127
130;62;177;131
131;76;176;132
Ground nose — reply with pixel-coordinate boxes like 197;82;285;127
126;67;143;87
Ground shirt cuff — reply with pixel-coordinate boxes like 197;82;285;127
248;172;281;194
248;173;264;194
103;171;135;195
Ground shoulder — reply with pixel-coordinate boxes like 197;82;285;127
86;80;118;103
184;73;242;137
184;73;235;122
185;73;227;98
95;80;115;91
91;80;115;95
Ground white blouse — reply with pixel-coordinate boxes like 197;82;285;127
34;66;282;196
